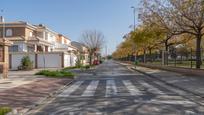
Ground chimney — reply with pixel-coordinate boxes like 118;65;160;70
0;16;4;22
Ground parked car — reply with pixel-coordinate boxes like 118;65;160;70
93;60;99;65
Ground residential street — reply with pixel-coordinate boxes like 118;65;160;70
31;61;204;115
1;1;204;115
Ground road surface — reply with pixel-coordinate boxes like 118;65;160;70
32;61;204;115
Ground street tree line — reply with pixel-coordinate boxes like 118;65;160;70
113;0;204;68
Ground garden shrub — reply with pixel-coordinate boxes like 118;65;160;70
0;107;11;115
35;70;74;78
18;56;33;70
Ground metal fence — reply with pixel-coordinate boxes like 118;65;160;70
119;49;204;69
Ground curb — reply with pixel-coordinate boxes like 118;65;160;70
116;62;204;98
7;78;75;115
130;67;204;98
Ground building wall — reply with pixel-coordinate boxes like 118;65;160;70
64;54;71;67
47;32;56;43
9;42;28;52
25;28;35;39
37;31;44;39
55;35;62;43
10;53;35;70
37;53;62;68
1;23;78;57
9;52;77;70
70;53;77;66
0;27;25;38
18;43;27;52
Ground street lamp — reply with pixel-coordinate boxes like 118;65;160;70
131;6;136;31
131;6;137;62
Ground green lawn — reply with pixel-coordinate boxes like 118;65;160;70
62;66;79;70
35;65;93;78
0;107;11;115
35;70;75;78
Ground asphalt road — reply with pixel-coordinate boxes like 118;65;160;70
32;60;204;115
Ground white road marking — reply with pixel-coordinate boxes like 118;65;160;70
82;80;99;97
151;100;196;105
106;80;117;97
185;110;196;114
139;81;165;95
58;81;84;97
123;80;142;96
68;112;74;115
134;99;196;105
68;112;104;115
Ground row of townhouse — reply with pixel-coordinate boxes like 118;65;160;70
0;19;89;70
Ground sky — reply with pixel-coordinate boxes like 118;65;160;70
1;0;140;55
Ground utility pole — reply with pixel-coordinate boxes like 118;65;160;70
105;45;108;60
131;6;137;62
1;10;5;40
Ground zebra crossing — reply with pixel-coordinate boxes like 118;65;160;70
105;80;118;97
122;80;143;96
58;79;169;98
82;80;99;97
58;81;84;97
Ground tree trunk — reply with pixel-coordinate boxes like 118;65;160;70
143;49;146;63
165;40;168;51
149;48;152;55
164;39;169;65
149;48;152;62
196;35;202;69
89;53;92;66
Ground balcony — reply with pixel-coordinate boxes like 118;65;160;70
55;43;68;49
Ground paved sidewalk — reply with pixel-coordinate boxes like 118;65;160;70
0;69;73;114
121;62;204;97
0;70;41;92
0;68;60;92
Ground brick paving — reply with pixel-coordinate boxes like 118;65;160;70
0;77;72;111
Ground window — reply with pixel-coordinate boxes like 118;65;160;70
29;32;33;37
6;29;12;37
27;45;35;52
9;45;18;52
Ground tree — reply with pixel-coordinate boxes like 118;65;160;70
169;0;204;68
129;24;164;63
141;0;178;52
112;37;135;60
80;30;105;65
141;0;204;68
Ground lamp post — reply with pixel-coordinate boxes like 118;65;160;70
131;6;137;62
131;6;136;31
